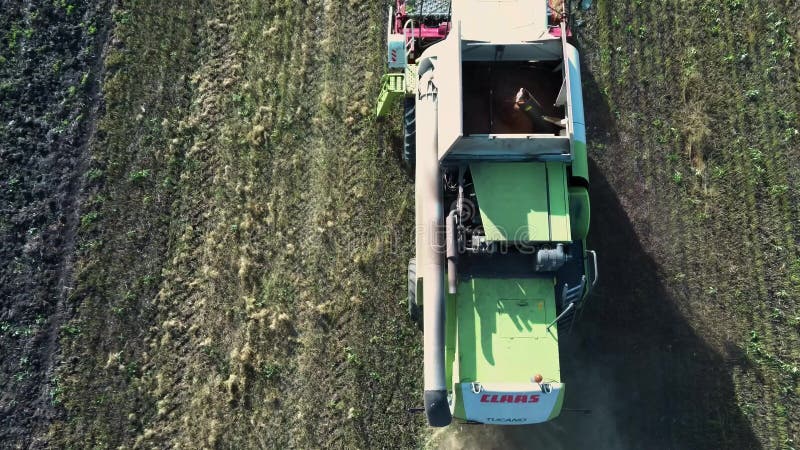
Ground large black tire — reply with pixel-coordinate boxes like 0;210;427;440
403;97;415;170
408;258;422;328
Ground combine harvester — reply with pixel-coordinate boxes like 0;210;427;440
377;0;598;426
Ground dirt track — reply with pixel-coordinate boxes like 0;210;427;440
1;0;798;449
0;1;110;446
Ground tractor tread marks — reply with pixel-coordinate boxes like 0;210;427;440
408;258;422;329
403;97;415;168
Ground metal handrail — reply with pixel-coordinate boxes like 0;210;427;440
587;250;598;288
403;19;415;61
546;302;574;332
547;275;586;332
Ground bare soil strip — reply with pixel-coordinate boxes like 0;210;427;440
0;1;111;447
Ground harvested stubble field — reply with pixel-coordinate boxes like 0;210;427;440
0;0;798;449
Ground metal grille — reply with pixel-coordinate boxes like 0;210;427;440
406;0;451;18
404;64;418;95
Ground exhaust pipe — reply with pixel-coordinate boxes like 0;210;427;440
416;60;451;427
446;210;458;294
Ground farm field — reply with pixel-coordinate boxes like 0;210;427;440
1;0;798;449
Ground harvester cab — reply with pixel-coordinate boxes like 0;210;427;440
377;0;599;427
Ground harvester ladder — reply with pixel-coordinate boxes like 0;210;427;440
376;73;406;117
546;275;586;334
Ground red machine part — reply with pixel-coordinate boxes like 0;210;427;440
393;0;450;60
392;0;570;57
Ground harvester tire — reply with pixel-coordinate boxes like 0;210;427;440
403;97;416;170
408;258;422;328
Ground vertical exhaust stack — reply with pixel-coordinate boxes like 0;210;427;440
446;210;458;294
416;61;451;427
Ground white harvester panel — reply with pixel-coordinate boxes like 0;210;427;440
452;0;549;43
436;21;463;159
459;382;564;424
431;1;567;162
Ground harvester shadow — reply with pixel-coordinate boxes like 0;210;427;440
442;165;762;450
440;64;761;450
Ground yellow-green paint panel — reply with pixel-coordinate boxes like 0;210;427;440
445;289;457;389
568;186;590;240
470;162;550;241
546;162;572;242
571;140;588;182
546;385;566;420
456;278;561;384
471;162;572;242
